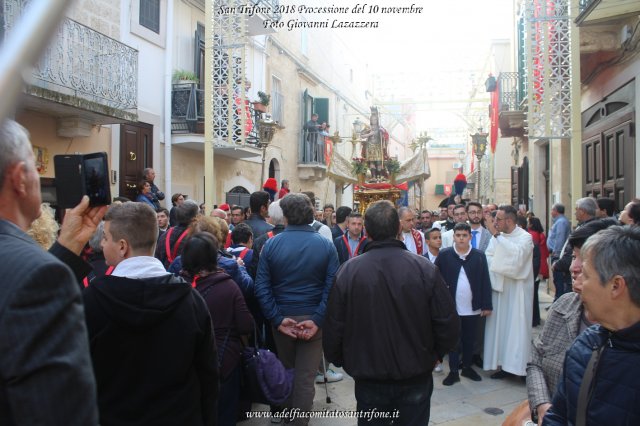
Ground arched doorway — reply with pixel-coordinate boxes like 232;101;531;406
268;158;280;182
226;185;250;207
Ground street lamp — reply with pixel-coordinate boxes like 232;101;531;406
258;115;278;187
471;127;488;201
329;117;365;157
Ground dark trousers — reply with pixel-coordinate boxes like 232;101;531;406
553;269;570;301
354;376;433;426
532;279;541;326
218;364;241;426
449;315;479;373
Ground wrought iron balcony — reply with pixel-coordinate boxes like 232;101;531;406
299;130;327;166
497;72;526;137
172;83;204;134
3;0;138;117
498;72;523;113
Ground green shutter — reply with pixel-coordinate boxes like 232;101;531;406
435;184;445;195
314;98;329;125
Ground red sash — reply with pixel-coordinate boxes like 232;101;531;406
238;247;250;260
83;265;114;288
165;227;189;264
411;229;424;255
342;234;367;258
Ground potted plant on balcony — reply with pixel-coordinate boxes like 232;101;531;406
173;69;198;85
253;91;270;113
351;157;368;185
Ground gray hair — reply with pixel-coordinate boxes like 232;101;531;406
397;206;413;218
268;199;285;226
582;225;640;308
552;203;565;214
88;221;105;252
576;197;597;218
176;199;200;225
0;120;33;188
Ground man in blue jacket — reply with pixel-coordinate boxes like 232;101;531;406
255;193;339;424
435;222;492;386
544;225;640;425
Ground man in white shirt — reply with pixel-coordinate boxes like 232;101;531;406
483;206;534;379
399;206;426;255
435;223;492;386
441;204;469;248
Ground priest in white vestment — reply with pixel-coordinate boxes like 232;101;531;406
483;206;534;377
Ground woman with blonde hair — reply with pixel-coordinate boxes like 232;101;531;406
27;203;59;250
167;216;254;297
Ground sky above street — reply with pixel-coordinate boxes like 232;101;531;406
294;0;516;141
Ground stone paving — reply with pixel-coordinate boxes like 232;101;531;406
243;282;554;426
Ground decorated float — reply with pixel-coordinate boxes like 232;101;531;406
327;107;431;212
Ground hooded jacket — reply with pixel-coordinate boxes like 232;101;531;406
83;272;218;426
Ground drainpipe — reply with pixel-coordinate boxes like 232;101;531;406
164;0;174;205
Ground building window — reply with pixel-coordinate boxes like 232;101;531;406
131;0;166;47
271;76;284;125
139;0;160;34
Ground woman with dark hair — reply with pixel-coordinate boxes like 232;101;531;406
135;180;156;210
620;198;640;225
181;232;254;426
527;216;549;327
168;192;185;226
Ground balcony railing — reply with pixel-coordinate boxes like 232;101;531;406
299;131;327;165
172;83;204;134
498;72;523;112
3;0;138;110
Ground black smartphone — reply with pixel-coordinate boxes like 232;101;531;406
54;152;112;208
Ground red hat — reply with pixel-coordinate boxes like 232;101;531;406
219;203;230;211
263;178;278;192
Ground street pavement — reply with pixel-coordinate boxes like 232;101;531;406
243;282;554;425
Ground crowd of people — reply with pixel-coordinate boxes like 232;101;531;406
2;117;640;426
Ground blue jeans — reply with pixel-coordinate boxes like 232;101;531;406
354;376;433;426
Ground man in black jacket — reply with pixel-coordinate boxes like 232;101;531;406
84;202;218;426
324;200;459;425
244;190;274;239
333;212;367;264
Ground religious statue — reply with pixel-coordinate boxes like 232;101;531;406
360;107;389;181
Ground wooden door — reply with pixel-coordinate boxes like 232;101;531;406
119;123;153;200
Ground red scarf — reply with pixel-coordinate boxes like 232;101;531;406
410;229;424;255
342;234;367;259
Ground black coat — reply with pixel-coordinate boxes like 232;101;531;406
83;273;218;426
434;247;493;312
324;239;459;381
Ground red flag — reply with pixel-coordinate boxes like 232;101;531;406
324;137;333;166
490;79;500;153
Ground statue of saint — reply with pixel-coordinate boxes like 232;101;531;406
360;107;389;181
